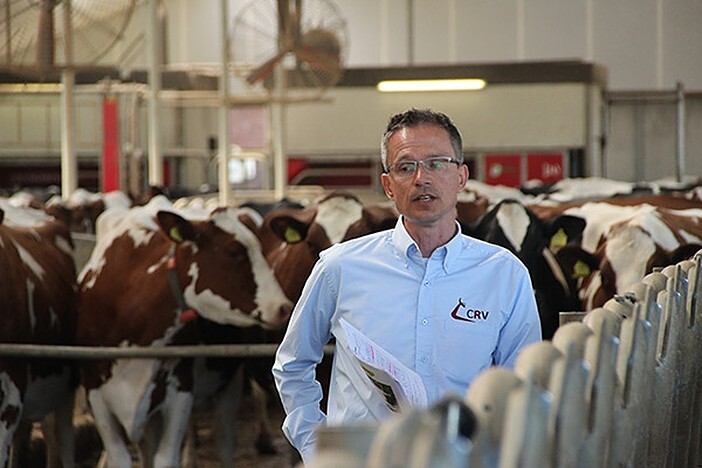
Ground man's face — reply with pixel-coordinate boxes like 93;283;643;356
381;124;468;228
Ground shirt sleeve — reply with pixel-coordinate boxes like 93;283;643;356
493;261;542;367
272;256;336;463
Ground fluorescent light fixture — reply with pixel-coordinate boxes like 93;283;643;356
377;78;486;92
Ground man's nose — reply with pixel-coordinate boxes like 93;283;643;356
413;163;432;182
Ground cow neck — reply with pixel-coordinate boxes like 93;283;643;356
166;242;199;323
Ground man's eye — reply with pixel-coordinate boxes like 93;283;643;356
397;163;415;173
429;160;445;169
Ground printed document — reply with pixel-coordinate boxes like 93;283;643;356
340;318;428;412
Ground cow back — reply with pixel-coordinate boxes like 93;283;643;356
0;205;77;345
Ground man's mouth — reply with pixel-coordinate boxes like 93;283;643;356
414;194;435;202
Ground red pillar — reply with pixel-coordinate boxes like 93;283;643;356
102;96;120;192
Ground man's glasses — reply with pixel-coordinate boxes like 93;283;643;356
385;157;460;178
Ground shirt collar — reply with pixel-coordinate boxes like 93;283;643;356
391;215;464;273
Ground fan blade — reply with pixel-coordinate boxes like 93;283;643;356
245;49;288;85
294;45;341;75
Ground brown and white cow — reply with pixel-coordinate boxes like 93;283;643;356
75;195;292;467
260;191;399;303
553;202;702;310
0;201;79;468
44;189;133;234
251;191;398;454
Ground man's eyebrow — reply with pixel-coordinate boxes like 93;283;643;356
396;154;449;160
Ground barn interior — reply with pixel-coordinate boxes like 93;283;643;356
1;1;702;467
1;0;701;204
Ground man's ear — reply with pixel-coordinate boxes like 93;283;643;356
381;173;394;200
457;163;469;190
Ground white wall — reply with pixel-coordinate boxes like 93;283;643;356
285;84;587;153
3;0;702;190
131;0;702;91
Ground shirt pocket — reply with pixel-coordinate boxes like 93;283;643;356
438;320;500;383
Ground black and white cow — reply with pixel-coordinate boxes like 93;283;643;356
461;199;586;339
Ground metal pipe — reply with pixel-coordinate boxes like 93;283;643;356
147;0;164;186
586;84;602;178
600;91;609;178
407;0;414;64
271;64;287;200
675;81;686;183
0;343;334;359
218;0;231;206
4;0;11;64
60;0;78;199
607;91;679;103
634;104;645;182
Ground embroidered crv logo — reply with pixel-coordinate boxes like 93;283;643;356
450;298;490;323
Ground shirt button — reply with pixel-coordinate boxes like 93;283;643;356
420;355;429;363
424;281;430;286
421;319;428;326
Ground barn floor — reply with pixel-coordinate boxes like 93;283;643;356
193;394;301;468
24;390;300;468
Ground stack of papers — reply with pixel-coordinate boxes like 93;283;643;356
340;318;428;412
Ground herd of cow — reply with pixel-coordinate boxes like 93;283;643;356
1;176;702;467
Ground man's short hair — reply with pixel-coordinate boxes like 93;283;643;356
380;108;464;170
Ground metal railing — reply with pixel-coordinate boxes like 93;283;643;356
0;343;334;359
312;249;702;467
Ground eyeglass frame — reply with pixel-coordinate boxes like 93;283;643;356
384;156;461;178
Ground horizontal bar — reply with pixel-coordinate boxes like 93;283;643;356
0;343;335;359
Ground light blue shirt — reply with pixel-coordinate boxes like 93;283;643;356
272;217;541;463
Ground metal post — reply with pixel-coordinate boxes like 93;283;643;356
147;0;164;187
675;82;686;183
127;92;142;196
586;84;604;178
3;1;10;64
218;0;231;207
407;0;414;64
271;65;287;200
60;0;77;199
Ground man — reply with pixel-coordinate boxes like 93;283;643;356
273;108;541;463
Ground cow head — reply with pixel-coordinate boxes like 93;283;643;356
154;208;293;330
260;191;398;303
464;199;587;339
556;224;702;311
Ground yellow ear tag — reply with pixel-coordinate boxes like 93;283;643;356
573;260;591;279
169;226;183;243
550;228;568;250
284;226;302;244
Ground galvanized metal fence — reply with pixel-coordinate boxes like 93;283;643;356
312;250;702;468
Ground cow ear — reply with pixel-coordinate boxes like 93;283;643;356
269;215;310;244
362;205;398;232
156;210;198;243
235;208;263;233
547;215;586;251
555;245;599;279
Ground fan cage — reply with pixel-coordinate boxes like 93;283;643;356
0;0;137;69
229;0;349;90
